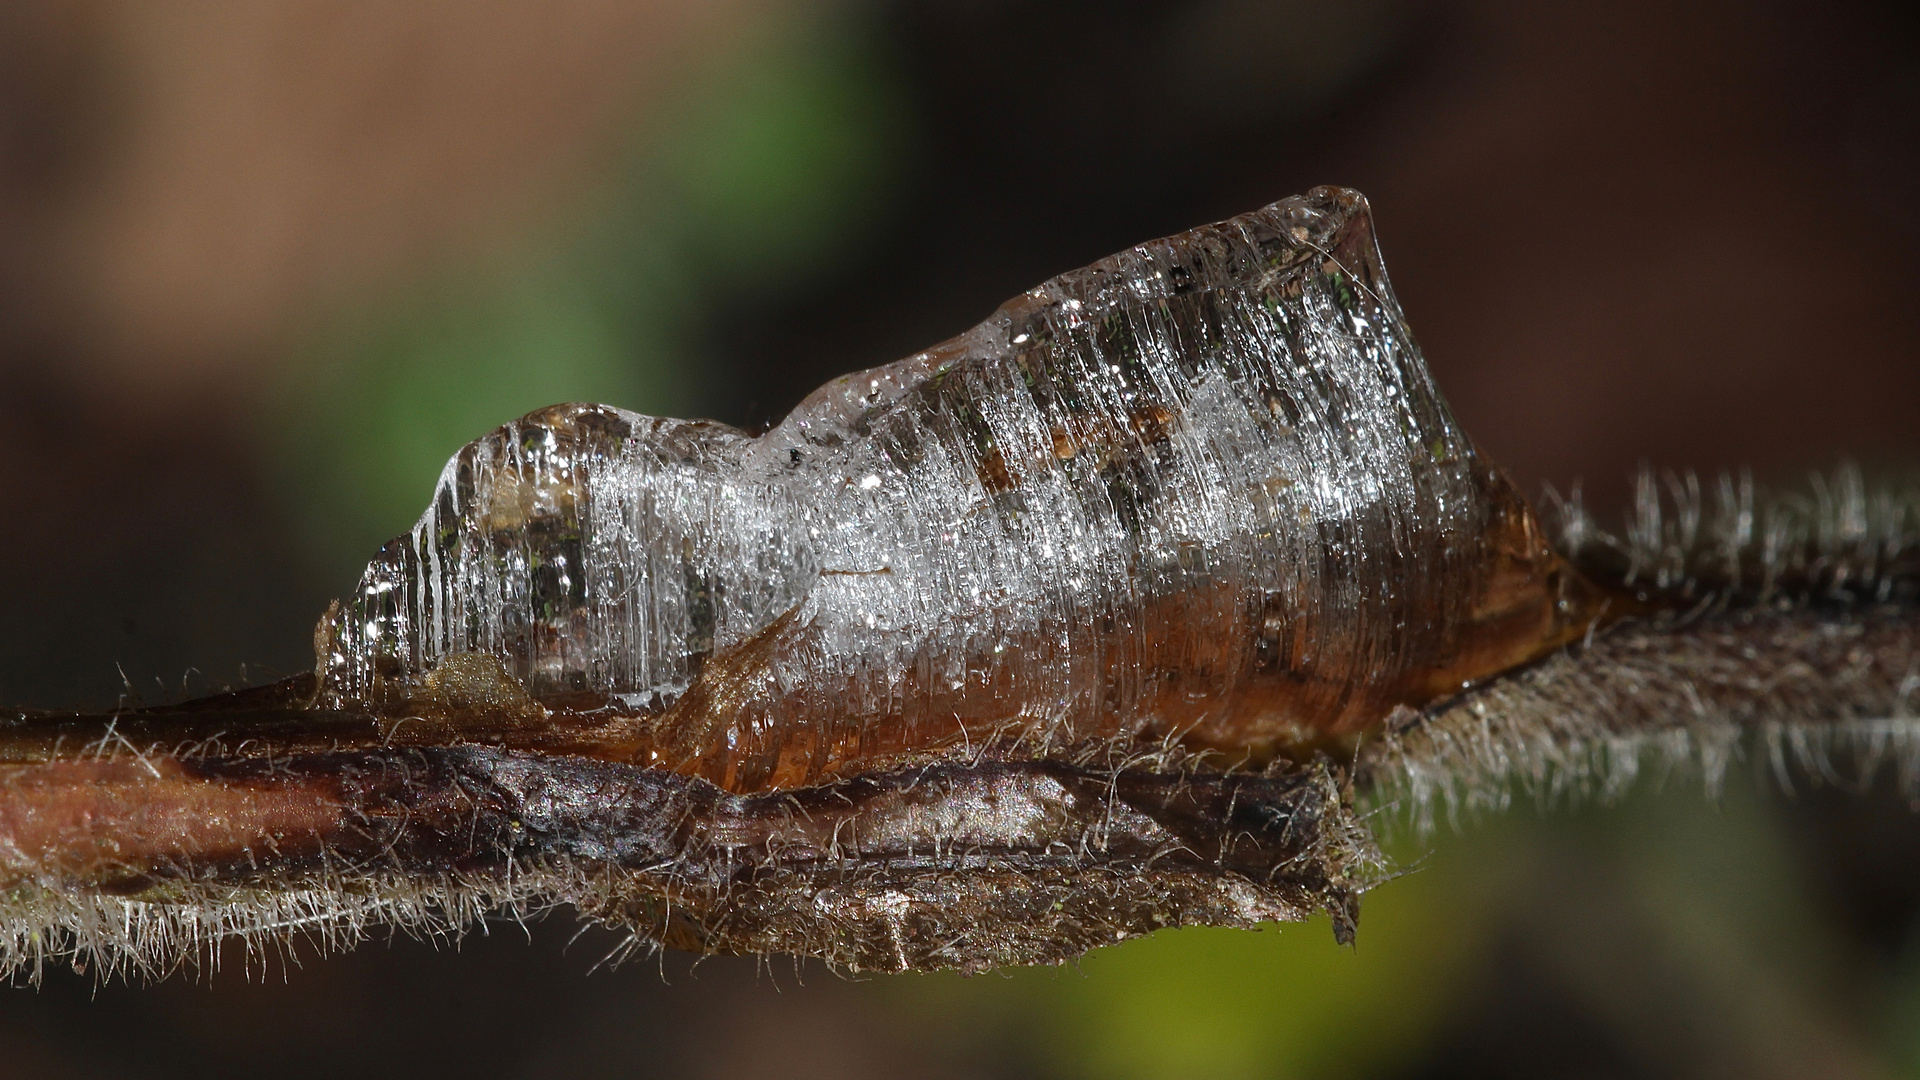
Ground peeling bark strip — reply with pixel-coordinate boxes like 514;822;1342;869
0;735;1375;977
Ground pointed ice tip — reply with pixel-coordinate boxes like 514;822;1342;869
1332;898;1359;947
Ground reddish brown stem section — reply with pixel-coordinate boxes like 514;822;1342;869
0;685;1373;972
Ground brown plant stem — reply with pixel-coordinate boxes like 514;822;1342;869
0;685;1375;977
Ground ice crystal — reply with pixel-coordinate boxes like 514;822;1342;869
320;186;1588;792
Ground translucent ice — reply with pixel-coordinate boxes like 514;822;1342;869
318;186;1598;792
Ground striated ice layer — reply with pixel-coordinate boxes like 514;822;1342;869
319;187;1591;792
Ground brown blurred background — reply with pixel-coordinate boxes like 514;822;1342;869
1;1;1917;1076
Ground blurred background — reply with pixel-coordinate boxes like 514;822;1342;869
1;0;1917;1075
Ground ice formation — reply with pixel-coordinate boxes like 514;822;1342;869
319;186;1598;792
6;186;1917;981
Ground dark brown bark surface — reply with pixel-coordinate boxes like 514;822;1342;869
0;684;1378;976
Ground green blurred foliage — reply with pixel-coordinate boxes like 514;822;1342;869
853;774;1902;1080
1886;927;1920;1077
267;8;906;587
877;825;1525;1080
653;17;904;287
1029;896;1481;1080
